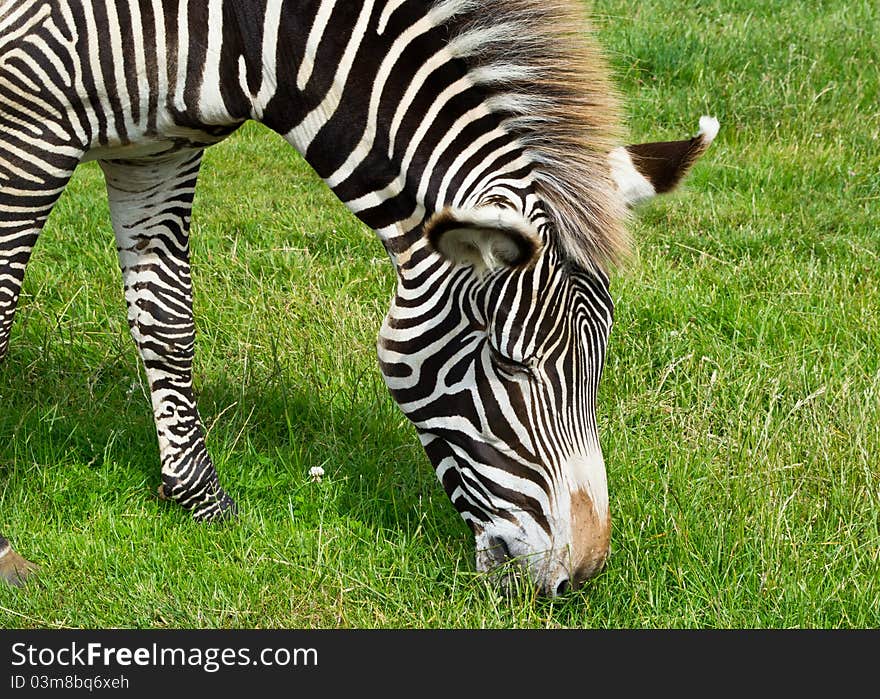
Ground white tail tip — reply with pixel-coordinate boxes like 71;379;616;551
698;115;720;144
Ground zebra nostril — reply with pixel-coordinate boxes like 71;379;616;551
488;536;512;561
554;577;571;597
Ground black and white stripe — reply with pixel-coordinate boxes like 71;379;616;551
0;0;643;595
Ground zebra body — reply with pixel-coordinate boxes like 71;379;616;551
0;0;716;594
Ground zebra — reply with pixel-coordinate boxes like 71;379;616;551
0;0;717;596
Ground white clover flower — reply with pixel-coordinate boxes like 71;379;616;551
309;466;325;483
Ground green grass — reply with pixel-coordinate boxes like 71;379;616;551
1;0;878;628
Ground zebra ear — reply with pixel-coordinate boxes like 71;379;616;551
610;115;719;207
425;205;542;273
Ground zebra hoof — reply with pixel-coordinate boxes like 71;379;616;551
0;547;38;587
157;483;238;522
193;491;238;522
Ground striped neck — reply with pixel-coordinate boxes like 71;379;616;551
243;1;537;264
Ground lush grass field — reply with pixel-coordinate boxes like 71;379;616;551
1;0;877;628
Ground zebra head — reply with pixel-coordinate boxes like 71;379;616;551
379;200;611;597
377;119;718;597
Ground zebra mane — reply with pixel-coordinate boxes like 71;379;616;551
438;0;630;272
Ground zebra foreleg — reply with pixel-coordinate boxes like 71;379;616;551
0;160;77;362
101;152;236;522
0;220;36;363
0;153;78;585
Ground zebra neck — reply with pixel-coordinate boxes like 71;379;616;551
247;1;534;264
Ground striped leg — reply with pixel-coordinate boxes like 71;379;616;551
0;161;77;362
1;142;79;584
0;217;36;363
100;151;235;521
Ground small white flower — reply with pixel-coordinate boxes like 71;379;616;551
309;466;325;483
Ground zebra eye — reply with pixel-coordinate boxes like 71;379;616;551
487;342;533;376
